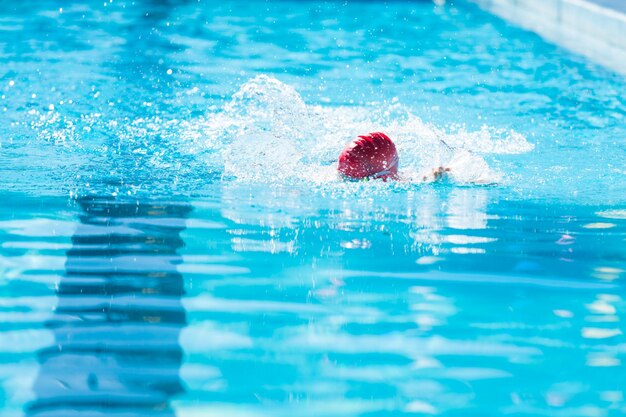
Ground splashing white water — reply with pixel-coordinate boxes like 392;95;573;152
181;75;533;185
24;75;531;192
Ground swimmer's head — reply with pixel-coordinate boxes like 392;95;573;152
337;132;399;181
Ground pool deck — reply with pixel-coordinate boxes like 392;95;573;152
469;0;626;76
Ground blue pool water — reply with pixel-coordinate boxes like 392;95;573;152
1;1;625;416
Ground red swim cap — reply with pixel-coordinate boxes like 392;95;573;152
337;132;399;180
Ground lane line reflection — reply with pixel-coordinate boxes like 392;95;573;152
27;197;191;417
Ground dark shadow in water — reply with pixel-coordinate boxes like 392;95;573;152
27;197;192;417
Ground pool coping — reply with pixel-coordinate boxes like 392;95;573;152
468;0;626;76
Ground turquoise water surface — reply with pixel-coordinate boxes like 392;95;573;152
1;1;625;416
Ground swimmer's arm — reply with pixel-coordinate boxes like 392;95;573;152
422;166;450;182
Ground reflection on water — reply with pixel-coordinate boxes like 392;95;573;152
217;184;625;279
0;188;624;416
26;197;190;417
173;184;626;416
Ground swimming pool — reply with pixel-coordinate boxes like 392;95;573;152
1;1;625;416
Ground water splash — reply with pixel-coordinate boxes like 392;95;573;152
18;75;534;196
184;75;534;185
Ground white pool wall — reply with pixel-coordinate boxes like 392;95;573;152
469;0;626;75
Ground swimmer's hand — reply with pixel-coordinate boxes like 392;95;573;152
423;166;451;182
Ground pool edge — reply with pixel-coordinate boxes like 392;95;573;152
468;0;626;76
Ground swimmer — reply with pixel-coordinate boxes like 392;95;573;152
337;132;450;182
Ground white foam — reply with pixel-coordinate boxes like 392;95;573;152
23;75;534;194
183;75;534;185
